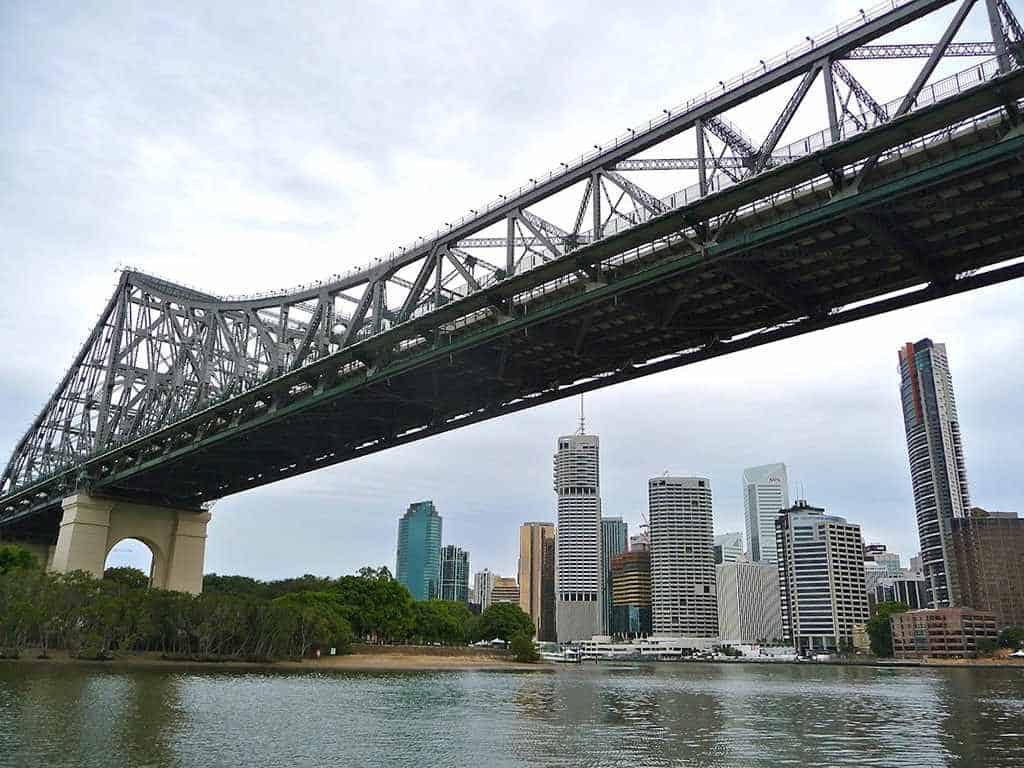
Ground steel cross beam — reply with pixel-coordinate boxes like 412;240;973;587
843;41;997;57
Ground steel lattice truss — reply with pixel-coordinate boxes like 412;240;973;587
3;0;1023;504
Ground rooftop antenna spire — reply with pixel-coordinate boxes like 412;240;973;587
577;394;586;435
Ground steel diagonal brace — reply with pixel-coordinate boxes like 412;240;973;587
291;302;324;370
517;209;568;256
398;245;441;322
602;171;666;215
517;209;606;283
571;178;593;245
754;65;821;173
705;116;759;171
339;283;374;348
831;61;889;126
854;0;978;189
991;0;1024;69
445;248;482;292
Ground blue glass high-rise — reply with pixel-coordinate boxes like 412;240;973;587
396;500;443;600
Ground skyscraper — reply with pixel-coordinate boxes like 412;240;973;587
519;522;556;641
949;507;1024;628
775;500;869;653
610;550;652;638
600;517;628;634
898;339;970;608
554;431;602;642
743;463;790;564
713;531;744;564
716;557;783;644
473;569;496;610
648;476;718;637
439;544;470;603
396;500;443;601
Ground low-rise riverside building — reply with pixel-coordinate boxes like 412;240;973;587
870;574;928;613
716;556;783;644
891;607;999;658
573;635;718;659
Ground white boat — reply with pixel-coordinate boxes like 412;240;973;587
541;649;582;663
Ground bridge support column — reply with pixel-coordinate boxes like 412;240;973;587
50;494;211;594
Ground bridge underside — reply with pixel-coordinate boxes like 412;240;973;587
5;88;1023;540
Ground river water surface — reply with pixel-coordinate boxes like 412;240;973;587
1;662;1022;767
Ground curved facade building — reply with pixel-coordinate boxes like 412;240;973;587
648;476;717;638
898;339;970;608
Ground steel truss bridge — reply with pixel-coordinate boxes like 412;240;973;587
3;0;1024;537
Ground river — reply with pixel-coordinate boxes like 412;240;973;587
1;662;1022;767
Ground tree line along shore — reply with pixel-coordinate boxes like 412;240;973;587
0;544;540;664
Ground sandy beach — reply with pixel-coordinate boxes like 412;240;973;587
0;645;550;673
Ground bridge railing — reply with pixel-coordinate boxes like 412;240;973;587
507;99;1013;316
576;57;1005;245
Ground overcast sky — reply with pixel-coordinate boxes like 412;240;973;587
2;0;1021;580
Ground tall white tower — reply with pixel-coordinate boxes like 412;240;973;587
648;475;718;637
554;430;602;643
743;463;790;564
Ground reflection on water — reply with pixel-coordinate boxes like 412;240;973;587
1;662;1022;767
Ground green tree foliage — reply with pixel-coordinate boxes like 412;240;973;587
104;566;150;591
509;633;539;663
0;564;486;660
0;544;37;575
332;575;415;642
474;602;535;643
998;626;1024;649
273;592;353;655
976;638;997;657
356;566;393;581
866;601;910;657
202;573;266;597
411;600;474;645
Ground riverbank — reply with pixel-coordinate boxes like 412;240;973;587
0;644;550;673
573;655;1024;671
